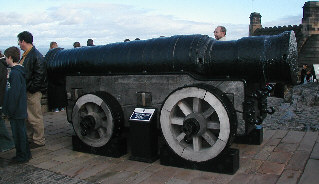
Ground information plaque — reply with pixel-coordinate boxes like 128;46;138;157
129;108;155;122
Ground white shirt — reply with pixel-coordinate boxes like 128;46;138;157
218;36;227;41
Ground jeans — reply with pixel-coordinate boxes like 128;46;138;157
10;119;31;161
0;110;14;152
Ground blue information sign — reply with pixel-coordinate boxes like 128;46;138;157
130;108;155;122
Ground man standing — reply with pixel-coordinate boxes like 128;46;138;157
214;26;227;41
87;39;95;46
49;41;58;50
17;31;46;149
73;42;81;48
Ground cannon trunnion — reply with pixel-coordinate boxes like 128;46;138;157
46;31;298;167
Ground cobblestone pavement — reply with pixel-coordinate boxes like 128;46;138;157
1;111;319;184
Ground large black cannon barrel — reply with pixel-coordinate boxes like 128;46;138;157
46;31;298;84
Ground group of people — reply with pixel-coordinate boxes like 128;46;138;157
0;31;46;164
71;38;95;48
46;38;95;113
300;64;317;84
50;39;95;50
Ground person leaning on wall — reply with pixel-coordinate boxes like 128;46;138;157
17;31;47;149
214;26;227;41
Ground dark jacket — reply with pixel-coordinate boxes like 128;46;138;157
3;65;27;119
45;48;67;110
0;58;7;107
22;47;47;93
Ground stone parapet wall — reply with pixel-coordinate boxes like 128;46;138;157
264;82;319;131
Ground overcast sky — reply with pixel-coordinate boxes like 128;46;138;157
0;0;306;48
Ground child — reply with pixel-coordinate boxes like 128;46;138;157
0;52;15;152
3;46;31;163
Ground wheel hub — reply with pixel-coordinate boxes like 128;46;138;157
183;113;207;137
183;118;200;137
80;115;96;136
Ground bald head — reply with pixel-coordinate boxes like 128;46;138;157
214;26;226;40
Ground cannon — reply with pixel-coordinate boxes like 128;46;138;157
46;31;298;164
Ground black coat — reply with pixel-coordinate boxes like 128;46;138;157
45;48;67;110
21;47;47;93
47;72;67;110
0;58;7;107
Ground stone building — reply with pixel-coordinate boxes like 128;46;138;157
249;1;319;66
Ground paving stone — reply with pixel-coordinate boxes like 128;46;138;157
201;171;234;184
0;159;93;184
298;131;318;152
99;170;136;184
165;178;189;184
281;131;305;144
274;143;298;152
31;148;53;158
62;156;113;177
49;161;80;174
76;161;117;179
286;151;310;171
240;145;263;159
111;159;147;172
257;161;285;175
34;159;63;170
272;130;288;139
46;134;70;144
237;158;263;174
254;146;275;161
50;154;97;173
247;174;279;184
46;140;72;151
265;138;281;146
80;170;118;183
228;173;254;184
144;161;165;173
124;160;150;172
121;170;154;184
171;167;202;182
108;157;127;165
138;166;179;184
276;169;301;184
28;153;56;165
261;129;277;145
53;152;84;162
299;159;319;184
310;142;319;159
267;151;293;164
188;175;215;184
50;147;75;157
62;155;111;175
